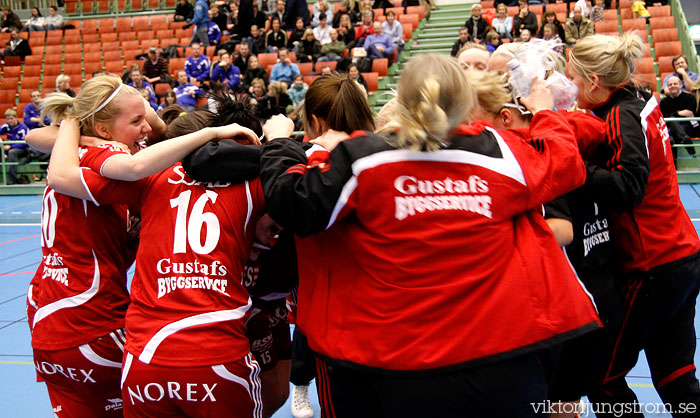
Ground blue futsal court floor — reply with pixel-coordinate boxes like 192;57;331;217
2;185;700;417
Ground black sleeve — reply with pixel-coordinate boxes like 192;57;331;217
525;13;538;33
259;138;354;237
182;139;262;182
584;105;649;211
544;195;572;222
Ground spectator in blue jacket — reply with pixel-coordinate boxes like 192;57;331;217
23;91;50;130
127;68;157;108
269;48;300;86
364;21;395;59
185;42;211;83
174;70;205;111
210;52;242;90
207;14;221;45
186;0;210;46
1;108;29;184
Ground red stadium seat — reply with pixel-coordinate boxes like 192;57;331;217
402;23;413;41
652;27;678;43
100;32;118;43
603;9;618;21
19;90;33;103
298;62;313;76
399;13;419;31
104;50;123;61
84;51;103;62
648;5;670;17
64;53;83;64
64;63;83;76
151;15;169;31
44;55;62;67
621;19;646;32
137;30;155;40
258;52;278;68
140;39;159;51
64;35;81;45
654;41;682;59
20;76;40;91
315;60;337;73
633;73;656;91
119;32;137;42
133;16;150;32
635;57;654;74
84;61;104;75
123;50;140;61
122;40;140;50
303;74;320;85
82;33;100;44
98;18;116;34
105;60;125;73
24;55;43;66
156;29;174;39
116;17;132;33
64;44;81;56
102;41;121;52
43;64;63;76
82;19;99;33
657;56;675;74
170;58;186;72
3;66;20;78
97;0;111;13
371;58;388;77
649;16;674;31
619;8;632;19
362;72;378;91
406;5;426;20
595;20;618;34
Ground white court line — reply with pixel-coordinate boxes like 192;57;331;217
10;212;22;215
0;224;42;227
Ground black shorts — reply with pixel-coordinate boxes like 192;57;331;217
246;298;291;372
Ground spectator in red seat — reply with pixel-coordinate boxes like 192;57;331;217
174;0;194;21
143;47;172;86
538;10;565;42
364;21;395;59
185;42;211;84
465;4;488;42
337;14;356;49
243;55;269;92
1;108;29;184
297;28;321;63
0;7;22;32
24;91;51;130
382;10;404;50
564;6;594;46
318;28;346;62
287;16;307;49
0;27;31;59
266;16;287;52
662;55;699;94
513;0;537;39
22;8;46;33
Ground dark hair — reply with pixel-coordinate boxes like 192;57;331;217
672;54;688;67
385;10;395;17
50;5;58;11
319;12;327;20
32;7;42;16
160;105;186;126
303;73;374;137
166;94;261;140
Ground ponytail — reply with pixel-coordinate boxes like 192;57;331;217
569;32;643;89
41;93;75;125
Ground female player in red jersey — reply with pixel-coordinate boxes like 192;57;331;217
30;75;261;418
46;81;267;418
253;54;600;417
567;33;700;415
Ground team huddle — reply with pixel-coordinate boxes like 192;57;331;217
24;32;700;418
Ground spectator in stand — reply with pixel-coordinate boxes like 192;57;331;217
267;16;288;52
333;0;358;28
211;51;242;91
288;74;308;106
243;55;269;92
211;4;229;33
22;8;46;33
288;16;307;50
538;10;566;42
337;14;356;49
631;0;650;20
0;27;31;59
355;9;375;46
456;43;489;71
55;75;76;98
174;70;205;111
297;28;321;63
364;21;394;59
1;109;29;184
284;0;311;29
143;47;172;85
174;0;194;21
513;0;537;39
207;14;222;45
256;81;293;118
43;6;64;30
660;75;699;158
270;48;300;86
269;0;287;30
234;42;252;73
23;91;51;130
313;13;331;45
245;24;267;54
248;77;267;105
662;55;699;94
492;3;513;40
465;4;488;42
565;6;594;46
249;1;268;34
485;31;501;53
382;10;404;50
185;42;211;84
451;27;470;57
157;89;178;114
590;0;605;23
312;0;333;28
127;68;156;107
0;7;22;32
348;62;369;93
185;0;210;46
494;0;518;6
645;0;667;6
320;65;332;75
519;27;532;42
542;23;564;54
138;88;159;111
319;28;345;62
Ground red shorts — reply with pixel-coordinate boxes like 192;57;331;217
246;298;292;372
121;351;263;418
33;329;126;417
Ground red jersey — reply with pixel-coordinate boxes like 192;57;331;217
588;86;700;271
85;164;265;367
30;146;133;351
260;110;601;372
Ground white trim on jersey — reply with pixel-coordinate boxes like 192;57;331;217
640;95;656;159
245;353;263;418
78;167;100;207
211;363;251;395
305;144;326;157
32;250;101;328
27;284;38;310
109;331;125;352
562;246;599;314
99;154;121;178
121;352;134;389
79;342;122;368
327;133;526;229
138;298;253;364
244;180;253;235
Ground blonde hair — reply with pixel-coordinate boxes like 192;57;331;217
465;70;512;116
42;75;140;137
379;54;476;151
455;42;487;58
568;33;643;89
55;74;70;90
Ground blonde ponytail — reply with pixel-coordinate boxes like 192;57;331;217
379;54;476;151
41;93;76;125
569;32;643;89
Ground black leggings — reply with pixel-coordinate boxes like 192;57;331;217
315;352;550;418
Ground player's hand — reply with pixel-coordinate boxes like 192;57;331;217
262;114;295;141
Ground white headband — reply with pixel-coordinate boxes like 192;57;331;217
80;84;123;122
